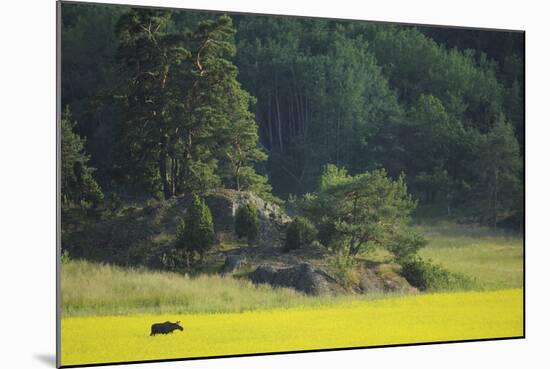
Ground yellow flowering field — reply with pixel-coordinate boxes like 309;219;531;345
61;289;523;366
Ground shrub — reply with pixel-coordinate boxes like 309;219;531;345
399;256;476;291
328;253;357;289
235;203;259;245
176;195;216;264
61;250;71;265
385;231;428;262
283;217;318;252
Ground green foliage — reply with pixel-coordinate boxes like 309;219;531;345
284;217;317;252
236;18;403;196
62;4;524;229
386;231;428;262
61;3;125;183
299;164;419;258
235;203;259;245
368;26;504;129
61;107;104;208
175;219;186;248
61;250;72;265
468;116;523;227
115;10;270;200
106;193;122;213
175;195;216;264
328;253;357;289
404;94;461;201
319;164;351;191
114;8;189;199
399;256;477;291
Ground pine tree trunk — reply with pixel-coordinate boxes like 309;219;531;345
276;93;283;152
159;135;172;199
267;92;273;148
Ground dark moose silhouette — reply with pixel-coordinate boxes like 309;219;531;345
150;321;184;336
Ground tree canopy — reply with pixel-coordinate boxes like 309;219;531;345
61;107;104;208
297;165;425;257
60;3;524;229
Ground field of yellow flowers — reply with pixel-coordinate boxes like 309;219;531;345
61;288;523;366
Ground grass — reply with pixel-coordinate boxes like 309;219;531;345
417;222;523;289
62;222;523;316
368;222;523;290
62;260;315;317
62;260;413;317
61;289;523;366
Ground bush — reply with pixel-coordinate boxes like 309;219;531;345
385;231;428;262
328;253;357;289
399;256;476;291
175;195;216;264
235;203;259;245
283;217;318;252
60;250;71;265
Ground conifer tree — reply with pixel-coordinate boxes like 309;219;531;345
61;107;104;207
235;203;259;245
178;195;216;263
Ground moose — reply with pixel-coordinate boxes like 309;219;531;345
150;321;184;336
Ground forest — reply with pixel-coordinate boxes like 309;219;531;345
61;3;524;230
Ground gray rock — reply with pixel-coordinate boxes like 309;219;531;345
358;268;384;293
205;190;290;249
250;263;332;295
222;255;246;274
357;266;418;294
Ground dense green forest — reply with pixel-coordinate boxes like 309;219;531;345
61;3;524;229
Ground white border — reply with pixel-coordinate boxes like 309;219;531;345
2;1;549;369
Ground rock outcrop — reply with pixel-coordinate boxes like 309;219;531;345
221;254;246;274
206;190;290;248
357;263;418;294
250;263;336;295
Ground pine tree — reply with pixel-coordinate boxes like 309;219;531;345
115;12;270;199
183;16;270;196
299;164;423;258
61;107;104;207
115;8;190;199
235;203;259;245
178;195;216;263
473;115;522;227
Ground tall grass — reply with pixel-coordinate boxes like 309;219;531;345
417;222;523;289
62;260;390;316
62;222;524;316
62;260;304;316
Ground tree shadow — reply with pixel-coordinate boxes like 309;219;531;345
33;353;57;367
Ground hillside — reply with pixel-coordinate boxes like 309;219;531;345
62;190;417;295
62;190;289;265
